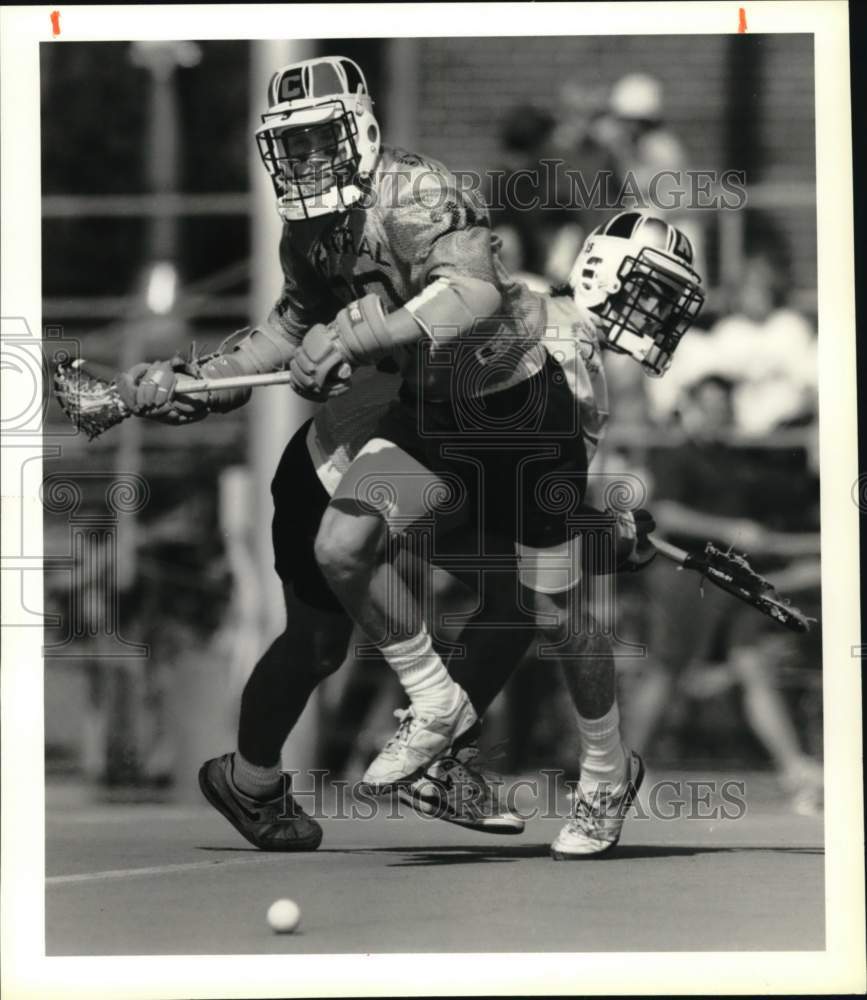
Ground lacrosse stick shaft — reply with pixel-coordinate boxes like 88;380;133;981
649;537;689;566
651;533;818;562
174;370;296;394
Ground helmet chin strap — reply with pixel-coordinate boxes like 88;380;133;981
605;322;670;376
607;325;648;360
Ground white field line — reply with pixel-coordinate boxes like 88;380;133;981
47;854;301;886
47;807;207;824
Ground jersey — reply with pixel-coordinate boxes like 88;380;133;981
307;293;610;495
542;292;609;464
306;364;402;494
263;145;548;406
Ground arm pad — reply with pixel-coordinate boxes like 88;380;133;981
404;276;502;345
329;275;502;368
331;276;503;367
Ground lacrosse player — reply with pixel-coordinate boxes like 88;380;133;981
309;206;703;857
118;56;703;858
116;55;559;848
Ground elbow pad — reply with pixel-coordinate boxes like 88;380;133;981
405;276;502;345
328;277;503;367
200;325;296;413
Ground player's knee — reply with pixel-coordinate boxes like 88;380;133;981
314;508;383;585
313;510;357;582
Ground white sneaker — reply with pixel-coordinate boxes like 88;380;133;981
399;740;525;834
550;747;644;859
361;696;479;792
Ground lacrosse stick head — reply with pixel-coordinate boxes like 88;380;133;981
701;543;773;592
698;542;814;633
53;359;129;440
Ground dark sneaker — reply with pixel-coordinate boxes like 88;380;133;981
198;753;322;851
398;740;525;834
550;747;645;859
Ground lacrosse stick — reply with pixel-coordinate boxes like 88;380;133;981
650;537;814;633
53;359;298;440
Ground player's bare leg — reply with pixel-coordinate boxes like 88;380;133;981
315;487;478;791
530;586;644;859
397;561;531;833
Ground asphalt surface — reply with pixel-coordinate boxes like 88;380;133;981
46;771;824;955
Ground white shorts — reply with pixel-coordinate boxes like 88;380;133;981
515;536;583;594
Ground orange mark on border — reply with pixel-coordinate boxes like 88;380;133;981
50;10;61;36
737;7;747;33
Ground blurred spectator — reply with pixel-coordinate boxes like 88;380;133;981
647;248;817;436
490;89;624;287
590;73;707;287
706;254;817;436
591;73;687;203
546;82;621;281
624;374;823;812
487;103;558;278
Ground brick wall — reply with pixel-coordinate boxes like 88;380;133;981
756;34;816;295
410;34;816;292
415;35;730;172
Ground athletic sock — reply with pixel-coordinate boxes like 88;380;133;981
231;751;283;801
378;628;465;719
575;702;628;798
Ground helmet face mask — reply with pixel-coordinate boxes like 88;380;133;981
256;57;381;221
258;114;358;204
570;212;705;377
599;247;705;376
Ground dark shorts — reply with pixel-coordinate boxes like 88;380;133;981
271;418;343;613
332;357;589;550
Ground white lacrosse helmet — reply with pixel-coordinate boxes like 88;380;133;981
569;211;705;377
255;56;381;221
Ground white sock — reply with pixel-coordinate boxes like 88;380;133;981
576;702;628;797
378;629;464;718
231;752;283;800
